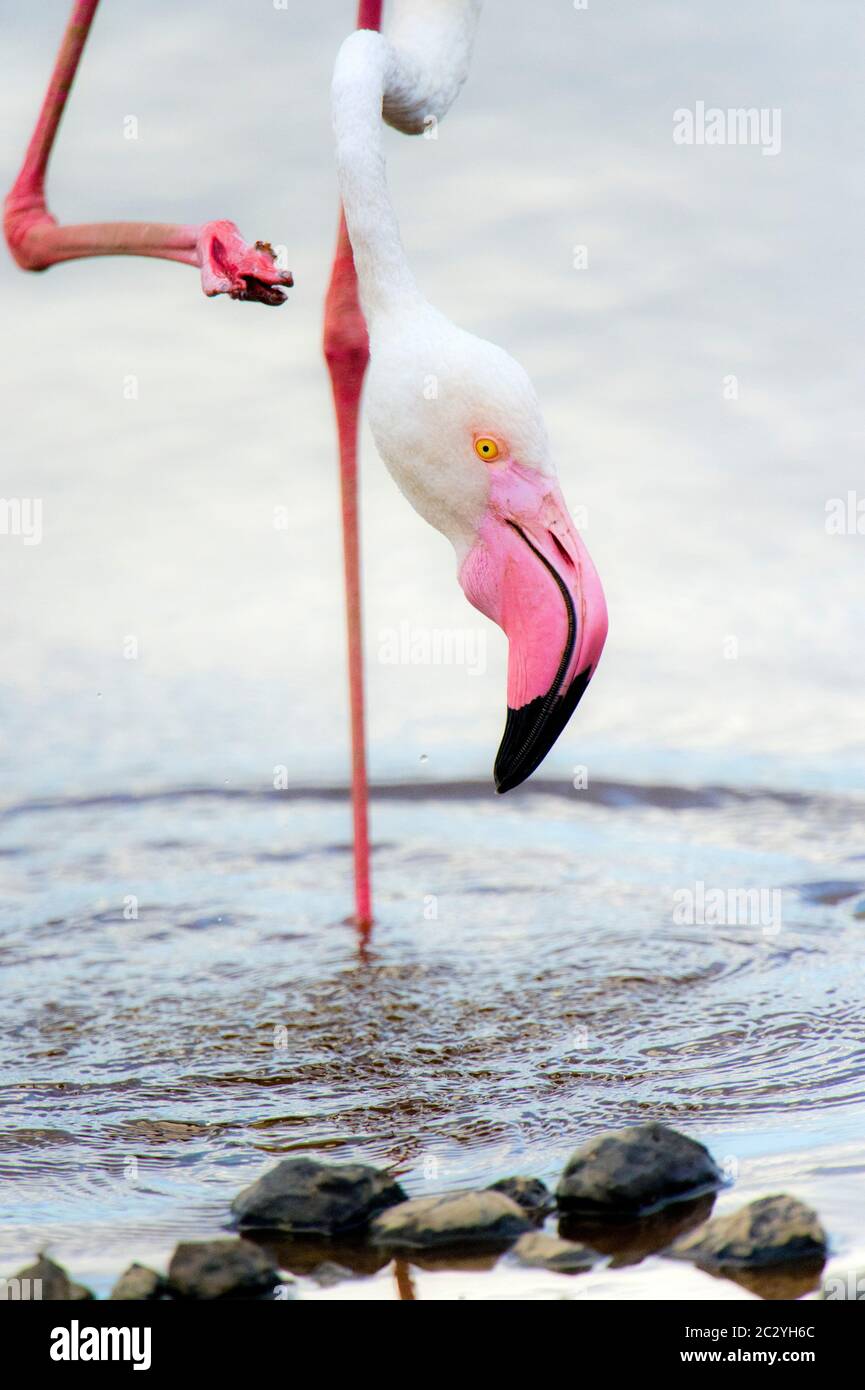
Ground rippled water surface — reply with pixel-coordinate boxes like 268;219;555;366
1;779;863;1299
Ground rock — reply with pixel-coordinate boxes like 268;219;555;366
166;1239;279;1300
109;1263;165;1301
370;1191;531;1249
671;1195;828;1268
12;1254;93;1301
487;1176;553;1219
512;1232;598;1274
556;1123;723;1216
231;1158;406;1236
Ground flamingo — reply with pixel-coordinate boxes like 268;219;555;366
331;3;608;789
6;0;608;934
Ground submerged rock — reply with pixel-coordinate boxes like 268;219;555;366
370;1191;530;1249
512;1232;598;1274
488;1176;554;1220
231;1158;406;1236
167;1239;279;1300
12;1254;93;1301
556;1123;723;1216
109;1263;166;1301
671;1194;828;1268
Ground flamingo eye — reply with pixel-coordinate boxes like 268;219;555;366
474;437;500;461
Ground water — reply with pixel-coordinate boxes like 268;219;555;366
1;778;863;1299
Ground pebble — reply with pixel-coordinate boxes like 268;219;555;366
512;1232;598;1274
109;1263;165;1301
13;1254;93;1301
231;1157;406;1236
487;1175;553;1219
671;1194;828;1268
557;1122;723;1216
370;1190;531;1249
166;1239;280;1300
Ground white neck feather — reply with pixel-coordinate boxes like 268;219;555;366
332;0;482;321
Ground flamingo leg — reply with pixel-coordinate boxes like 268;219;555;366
323;0;384;933
4;0;292;305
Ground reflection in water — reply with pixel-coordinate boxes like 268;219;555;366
249;1233;389;1280
390;1247;510;1275
688;1259;826;1303
0;780;864;1299
559;1193;717;1268
393;1259;417;1301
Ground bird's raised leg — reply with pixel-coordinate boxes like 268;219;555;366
4;0;292;305
323;0;384;933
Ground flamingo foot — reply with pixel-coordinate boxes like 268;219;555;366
197;220;293;305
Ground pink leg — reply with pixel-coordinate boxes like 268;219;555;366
4;0;292;305
323;0;384;933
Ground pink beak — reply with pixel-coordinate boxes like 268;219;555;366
458;464;608;792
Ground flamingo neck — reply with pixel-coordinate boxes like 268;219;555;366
332;1;482;323
332;31;416;320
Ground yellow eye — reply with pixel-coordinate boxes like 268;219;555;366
474;437;500;461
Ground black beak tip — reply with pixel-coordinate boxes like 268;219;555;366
493;667;593;794
494;766;520;795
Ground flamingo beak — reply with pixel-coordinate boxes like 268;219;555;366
458;471;608;792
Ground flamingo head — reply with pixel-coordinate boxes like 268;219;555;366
367;306;608;792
